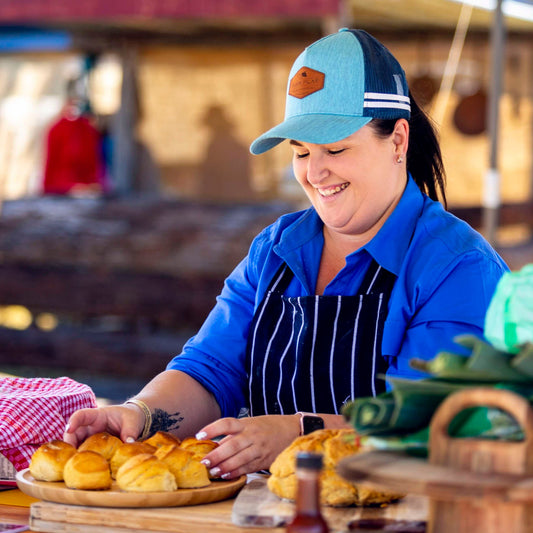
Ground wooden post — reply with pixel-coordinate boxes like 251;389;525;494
483;0;505;246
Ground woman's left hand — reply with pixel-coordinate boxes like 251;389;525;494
195;414;300;479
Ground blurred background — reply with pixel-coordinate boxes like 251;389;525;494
0;0;532;402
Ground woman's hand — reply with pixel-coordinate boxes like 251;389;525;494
195;414;300;479
63;404;145;447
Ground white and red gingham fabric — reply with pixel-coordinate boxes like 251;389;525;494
0;376;97;471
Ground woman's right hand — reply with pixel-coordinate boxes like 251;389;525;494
63;404;145;447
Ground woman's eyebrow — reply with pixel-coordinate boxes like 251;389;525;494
289;140;303;147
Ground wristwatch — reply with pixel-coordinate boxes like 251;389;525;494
297;412;325;435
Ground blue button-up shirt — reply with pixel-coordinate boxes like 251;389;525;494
167;177;509;417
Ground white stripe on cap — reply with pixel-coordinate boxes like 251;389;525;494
365;92;410;103
364;92;411;112
364;101;411;111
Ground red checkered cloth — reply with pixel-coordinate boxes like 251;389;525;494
0;376;97;471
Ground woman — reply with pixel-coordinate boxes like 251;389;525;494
64;29;508;479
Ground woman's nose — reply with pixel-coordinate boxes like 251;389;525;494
306;154;329;184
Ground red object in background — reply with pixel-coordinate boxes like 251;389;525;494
42;113;105;195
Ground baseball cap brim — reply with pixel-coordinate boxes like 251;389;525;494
249;114;372;155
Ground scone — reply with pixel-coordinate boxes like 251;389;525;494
29;440;77;482
143;431;181;448
154;444;210;489
268;428;404;507
116;453;177;492
110;441;156;479
78;432;122;462
180;437;219;459
63;451;112;490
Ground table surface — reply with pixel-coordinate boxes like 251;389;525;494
0;486;428;533
0;502;29;525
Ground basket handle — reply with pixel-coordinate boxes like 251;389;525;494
429;388;533;474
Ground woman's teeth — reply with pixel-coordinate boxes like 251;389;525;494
318;183;349;197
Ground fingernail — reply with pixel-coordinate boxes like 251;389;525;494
126;437;135;443
64;423;70;432
195;431;207;440
221;473;231;480
201;459;211;467
209;467;221;477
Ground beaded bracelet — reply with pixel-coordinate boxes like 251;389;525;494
125;398;152;440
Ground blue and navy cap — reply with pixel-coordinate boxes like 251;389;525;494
250;28;410;155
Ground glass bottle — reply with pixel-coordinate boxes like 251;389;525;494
286;452;329;533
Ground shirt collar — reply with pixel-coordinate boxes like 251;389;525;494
363;175;424;276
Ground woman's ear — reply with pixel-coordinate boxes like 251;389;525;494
392;118;409;160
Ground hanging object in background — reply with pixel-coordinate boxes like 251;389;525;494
410;74;438;109
409;34;438;109
452;88;487;136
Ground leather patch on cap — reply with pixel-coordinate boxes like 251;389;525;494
289;67;325;99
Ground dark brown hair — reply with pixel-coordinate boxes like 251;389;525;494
370;91;447;209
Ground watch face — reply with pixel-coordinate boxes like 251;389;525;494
303;415;324;435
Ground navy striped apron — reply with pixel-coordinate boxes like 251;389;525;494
245;260;396;416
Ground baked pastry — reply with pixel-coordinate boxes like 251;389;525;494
179;437;219;459
29;440;77;482
268;428;404;506
110;441;156;479
143;431;181;448
78;432;122;462
154;444;210;489
116;453;177;492
63;451;112;490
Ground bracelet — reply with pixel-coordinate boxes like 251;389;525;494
125;399;152;440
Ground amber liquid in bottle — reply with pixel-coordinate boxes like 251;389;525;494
286;452;329;533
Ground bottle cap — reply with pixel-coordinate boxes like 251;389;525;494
296;452;323;470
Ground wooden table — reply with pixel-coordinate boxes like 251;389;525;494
0;501;29;526
0;491;428;533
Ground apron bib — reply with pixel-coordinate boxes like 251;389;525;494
245;260;396;416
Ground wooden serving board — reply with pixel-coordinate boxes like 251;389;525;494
29;498;268;533
231;475;428;529
28;490;428;533
16;469;245;508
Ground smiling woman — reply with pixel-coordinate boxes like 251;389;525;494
64;28;508;483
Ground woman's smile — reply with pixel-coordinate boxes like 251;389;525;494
316;182;350;198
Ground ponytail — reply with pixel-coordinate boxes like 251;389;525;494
370;92;447;209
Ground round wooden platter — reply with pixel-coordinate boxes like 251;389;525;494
338;450;533;503
16;469;246;508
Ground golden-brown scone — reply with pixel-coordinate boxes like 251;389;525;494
268;428;404;507
29;440;77;482
63;451;112;490
179;437;219;459
320;468;359;506
269;430;332;479
116;453;177;492
78;432;122;462
154;444;210;489
110;441;157;479
143;431;181;448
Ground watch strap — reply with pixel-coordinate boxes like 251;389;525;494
296;411;325;436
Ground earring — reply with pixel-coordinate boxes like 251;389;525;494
396;155;404;164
